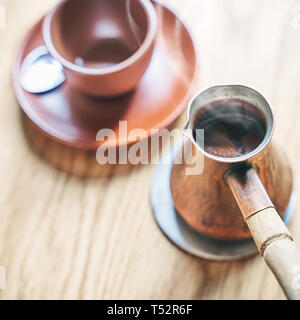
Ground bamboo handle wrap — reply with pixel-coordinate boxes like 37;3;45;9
246;208;300;300
227;167;300;300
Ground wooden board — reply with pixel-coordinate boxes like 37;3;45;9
0;0;299;299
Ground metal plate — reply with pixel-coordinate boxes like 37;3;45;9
151;143;296;262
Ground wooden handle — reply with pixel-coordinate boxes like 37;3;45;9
227;167;300;300
246;207;300;300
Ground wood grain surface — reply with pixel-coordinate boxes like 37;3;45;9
0;0;300;300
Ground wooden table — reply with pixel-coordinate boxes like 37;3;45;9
0;0;299;300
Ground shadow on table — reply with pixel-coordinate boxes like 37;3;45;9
188;254;259;299
21;113;181;179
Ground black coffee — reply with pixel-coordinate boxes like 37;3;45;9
193;99;267;158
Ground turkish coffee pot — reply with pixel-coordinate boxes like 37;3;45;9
171;85;300;299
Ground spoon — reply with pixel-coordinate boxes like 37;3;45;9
20;46;65;93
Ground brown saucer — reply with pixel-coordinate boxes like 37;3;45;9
13;1;198;149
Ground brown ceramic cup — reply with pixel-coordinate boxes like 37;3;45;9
43;0;158;97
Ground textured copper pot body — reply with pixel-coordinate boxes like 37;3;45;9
43;0;157;97
170;86;293;241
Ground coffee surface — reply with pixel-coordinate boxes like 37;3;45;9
193;99;267;158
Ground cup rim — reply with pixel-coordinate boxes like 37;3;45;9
184;85;275;164
42;0;158;75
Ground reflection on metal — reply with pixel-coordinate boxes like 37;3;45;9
20;46;65;93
